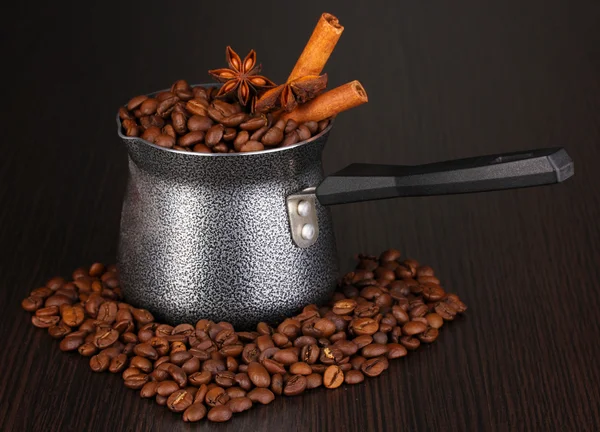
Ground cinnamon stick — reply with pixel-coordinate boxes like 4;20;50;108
287;13;344;82
281;80;368;124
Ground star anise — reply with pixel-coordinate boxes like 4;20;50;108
254;74;328;113
208;46;276;108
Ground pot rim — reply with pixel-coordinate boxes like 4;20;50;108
116;83;334;157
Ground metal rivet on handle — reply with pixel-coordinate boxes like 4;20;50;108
301;224;315;240
297;200;311;217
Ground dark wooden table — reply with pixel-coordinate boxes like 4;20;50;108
2;1;599;431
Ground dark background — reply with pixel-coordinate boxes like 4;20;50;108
1;0;599;431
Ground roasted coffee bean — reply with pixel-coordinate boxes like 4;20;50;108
94;329;119;349
109;354;128;373
400;336;421;350
189;370;212;386
157;380;180;397
48;322;72;339
90;353;110;372
215;371;236;387
402;321;427;336
303;121;318;134
140;381;159;398
205;124;224;147
362;343;389;358
351;318;379;336
282;130;299;147
140;114;165;130
296;124;311;141
289;362;312;376
225;387;246;399
262;127;284;146
207;405;232;422
140;98;158;116
361;356;389;377
32;315;59;328
283;374;307;396
44;295;72;308
167;389;193;412
164;125;178;140
205;386;229;407
22;296;44;312
332;299;357;315
228;396;252;413
127;95;148;111
344;370;365;385
154;134;175;149
183;402;207;422
250;125;269;141
270;373;283;395
248;362;270;387
284;119;298;133
247;388;275;405
323;365;344;389
221;112;248;127
240;115;267;131
386;343;408;359
240;140;264;152
272;348;298;365
318;119;330;131
59;334;84;352
418;327;439;343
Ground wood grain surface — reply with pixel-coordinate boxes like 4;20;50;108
1;1;599;431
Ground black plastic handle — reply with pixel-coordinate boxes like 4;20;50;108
316;148;574;206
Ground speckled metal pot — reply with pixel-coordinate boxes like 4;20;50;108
117;90;338;328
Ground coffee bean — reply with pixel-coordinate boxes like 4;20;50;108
351;318;379;336
127;95;148;111
207;405;232;422
386;343;408;359
323;365;344;389
240;115;267;131
221;112;249;127
289;362;312;375
167;389;193;412
361;343;389;358
318;119;330;132
402;321;427;336
224;396;251;414
205;387;229;407
109;354;128;373
272;348;298;365
45;295;72;308
240;140;264;152
247;388;275;404
284;119;298;133
261;127;284;146
201;123;223;147
90;353;110;372
400;336;421;350
332;299;357;315
22;296;44;312
296;124;311;141
48;322;72;339
344;370;365;385
157;380;180;397
59;334;84;352
31;315;59;328
248;362;270;387
250;125;269;141
282;130;299;147
157;96;179;118
361;356;389;377
140;381;159;398
283;374;307;396
418;327;439;343
154;134;175;149
215;371;236;387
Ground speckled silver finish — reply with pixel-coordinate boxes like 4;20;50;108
116;90;338;329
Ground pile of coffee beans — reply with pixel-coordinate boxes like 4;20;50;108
119;79;331;153
21;249;466;423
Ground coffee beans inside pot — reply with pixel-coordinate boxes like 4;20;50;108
119;79;331;154
22;248;466;423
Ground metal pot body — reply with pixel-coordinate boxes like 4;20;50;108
117;125;338;328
